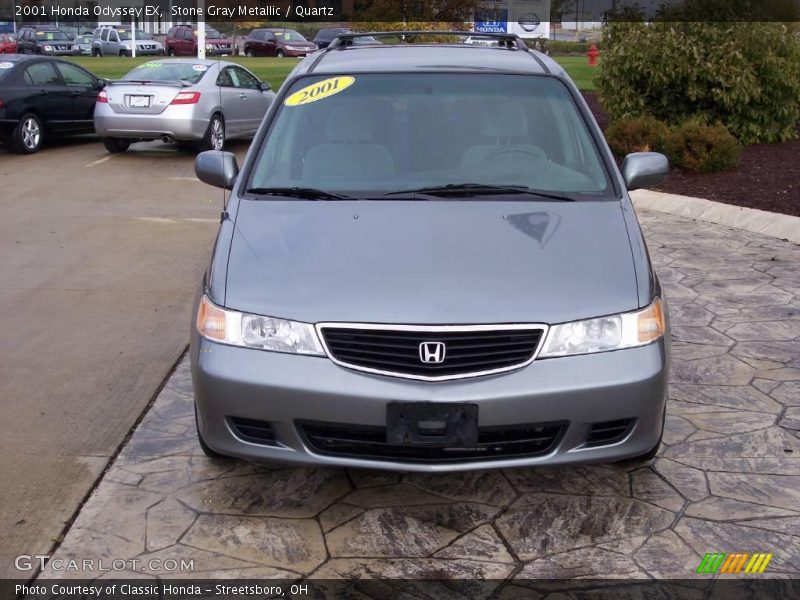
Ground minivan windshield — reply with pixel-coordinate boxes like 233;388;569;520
248;73;612;199
275;29;307;42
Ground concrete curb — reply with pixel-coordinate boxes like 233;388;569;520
630;189;800;245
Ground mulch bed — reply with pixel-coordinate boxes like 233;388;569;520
582;92;800;217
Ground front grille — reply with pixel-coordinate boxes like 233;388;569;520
584;419;635;448
299;421;565;463
319;325;545;380
229;417;278;446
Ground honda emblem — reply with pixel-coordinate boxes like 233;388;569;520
419;341;446;364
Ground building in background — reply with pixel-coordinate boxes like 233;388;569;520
474;0;551;39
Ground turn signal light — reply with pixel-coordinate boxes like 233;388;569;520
171;91;201;105
97;90;108;103
196;296;227;341
637;298;666;343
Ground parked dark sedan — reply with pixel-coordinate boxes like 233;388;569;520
0;55;103;153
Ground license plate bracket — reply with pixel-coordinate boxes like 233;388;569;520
387;402;478;446
128;95;150;108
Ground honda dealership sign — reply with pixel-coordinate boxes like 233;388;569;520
475;0;551;38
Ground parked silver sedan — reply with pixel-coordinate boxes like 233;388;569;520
94;59;275;153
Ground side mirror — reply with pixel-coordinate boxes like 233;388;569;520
259;81;271;92
95;78;107;90
195;151;239;190
621;152;669;191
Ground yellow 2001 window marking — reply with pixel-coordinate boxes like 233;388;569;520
284;76;355;107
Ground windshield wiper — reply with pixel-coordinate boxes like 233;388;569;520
383;183;576;201
245;187;352;200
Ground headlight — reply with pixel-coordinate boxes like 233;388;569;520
196;295;324;356
43;45;52;51
205;44;213;50
540;298;665;358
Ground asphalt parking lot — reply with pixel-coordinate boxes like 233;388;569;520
0;138;249;578
32;206;800;586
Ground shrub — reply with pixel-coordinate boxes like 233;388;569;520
663;121;742;173
605;116;670;156
542;40;599;55
596;18;800;144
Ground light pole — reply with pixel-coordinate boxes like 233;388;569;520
197;0;205;59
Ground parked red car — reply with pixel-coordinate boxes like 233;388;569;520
243;28;317;58
165;25;233;56
0;34;17;53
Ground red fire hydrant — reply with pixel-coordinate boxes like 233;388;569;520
587;44;599;66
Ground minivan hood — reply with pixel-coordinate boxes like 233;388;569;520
224;200;641;324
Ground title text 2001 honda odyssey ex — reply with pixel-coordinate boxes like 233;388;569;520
190;32;670;472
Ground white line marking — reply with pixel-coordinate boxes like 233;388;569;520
85;156;113;168
135;217;217;224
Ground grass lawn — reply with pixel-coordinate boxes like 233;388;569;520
65;55;598;92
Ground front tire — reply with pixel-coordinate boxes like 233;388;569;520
119;49;129;57
102;137;131;153
10;113;43;154
194;404;228;460
275;49;285;58
245;47;253;57
167;47;175;56
199;114;225;152
92;48;101;57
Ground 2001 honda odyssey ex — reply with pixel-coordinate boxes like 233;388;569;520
190;32;670;472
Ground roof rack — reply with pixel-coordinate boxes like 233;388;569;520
327;30;529;52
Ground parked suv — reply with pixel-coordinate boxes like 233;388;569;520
16;26;74;55
243;28;317;57
165;25;232;56
190;32;671;472
92;26;164;57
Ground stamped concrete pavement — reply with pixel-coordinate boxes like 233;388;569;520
38;210;800;587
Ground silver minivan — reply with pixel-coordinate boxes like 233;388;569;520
190;32;671;472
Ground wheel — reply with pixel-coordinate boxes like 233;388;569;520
199;114;225;152
10;113;43;154
102;137;131;153
167;47;175;56
119;49;129;57
618;406;665;465
275;49;285;58
92;48;101;57
194;404;228;460
245;47;253;57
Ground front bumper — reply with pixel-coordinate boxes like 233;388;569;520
94;104;208;141
133;48;165;56
283;48;314;57
191;334;668;472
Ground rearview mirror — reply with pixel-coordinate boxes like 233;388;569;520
259;81;271;92
195;151;239;190
621;152;669;191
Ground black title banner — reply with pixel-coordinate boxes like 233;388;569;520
2;0;800;25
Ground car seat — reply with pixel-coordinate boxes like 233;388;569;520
302;104;395;181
